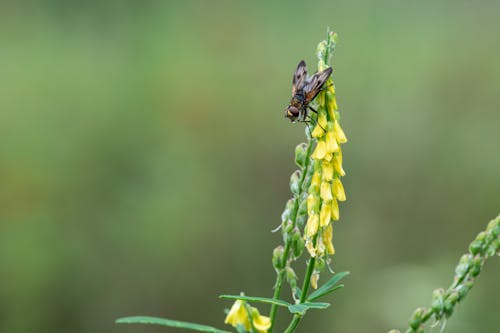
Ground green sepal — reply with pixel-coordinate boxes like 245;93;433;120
219;295;291;307
115;316;230;333
287;302;330;315
306;271;349;301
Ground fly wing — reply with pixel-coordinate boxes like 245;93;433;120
303;67;332;103
292;60;308;96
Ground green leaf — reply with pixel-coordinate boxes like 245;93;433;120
288;302;330;315
219;295;291;307
116;316;230;333
307;271;349;301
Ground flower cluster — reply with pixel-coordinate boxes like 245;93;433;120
224;300;271;333
302;35;347;287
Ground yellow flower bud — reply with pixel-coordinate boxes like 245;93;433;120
331;198;339;221
320;181;333;201
322;161;333;181
319;202;331;227
332;178;346;201
305;214;319;237
310;271;320;289
325;131;339;153
333;121;347;144
311;140;327;160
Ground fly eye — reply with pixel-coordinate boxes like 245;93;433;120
289;107;300;117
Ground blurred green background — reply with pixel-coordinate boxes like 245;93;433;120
1;1;499;332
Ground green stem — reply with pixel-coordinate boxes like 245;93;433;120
283;235;318;333
269;140;314;333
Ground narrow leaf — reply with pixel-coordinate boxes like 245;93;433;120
116;316;230;333
219;295;291;307
308;284;345;302
307;271;349;301
288;302;330;315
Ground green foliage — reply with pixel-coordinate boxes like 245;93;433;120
307;271;349;301
219;295;291;308
116;316;230;333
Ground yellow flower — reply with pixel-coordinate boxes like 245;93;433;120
319;202;331;227
224;300;250;331
305;214;319;237
224;301;271;333
312;140;327;160
323;224;335;255
251;308;271;333
320;181;333;201
322;161;333;181
332;178;346;202
312;112;328;138
307;194;319;214
331;198;339;221
333;121;347;143
325;131;339;153
332;153;345;176
311;170;321;188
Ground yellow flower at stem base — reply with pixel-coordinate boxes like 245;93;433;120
224;300;271;333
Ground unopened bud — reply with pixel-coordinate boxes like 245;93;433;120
290;170;301;195
272;246;285;270
455;254;472;279
281;199;295;222
295;143;308;168
409;307;426;330
469;231;486;255
431;288;445;315
470;256;482;277
285;266;298;289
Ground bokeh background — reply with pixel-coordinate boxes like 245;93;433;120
1;1;499;333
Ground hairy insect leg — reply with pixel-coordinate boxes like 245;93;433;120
308;106;318;114
305;113;326;133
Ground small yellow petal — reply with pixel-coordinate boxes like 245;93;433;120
332;153;346;176
311;170;321;187
332;178;346;202
252;312;271;333
312;140;327;160
325;131;339;153
333;121;347;144
320;181;333;201
319;202;331;227
311;124;324;138
331;198;339;221
307;194;319;214
225;300;250;330
323;224;335;255
305;214;319;237
317;111;327;129
322;161;333;181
